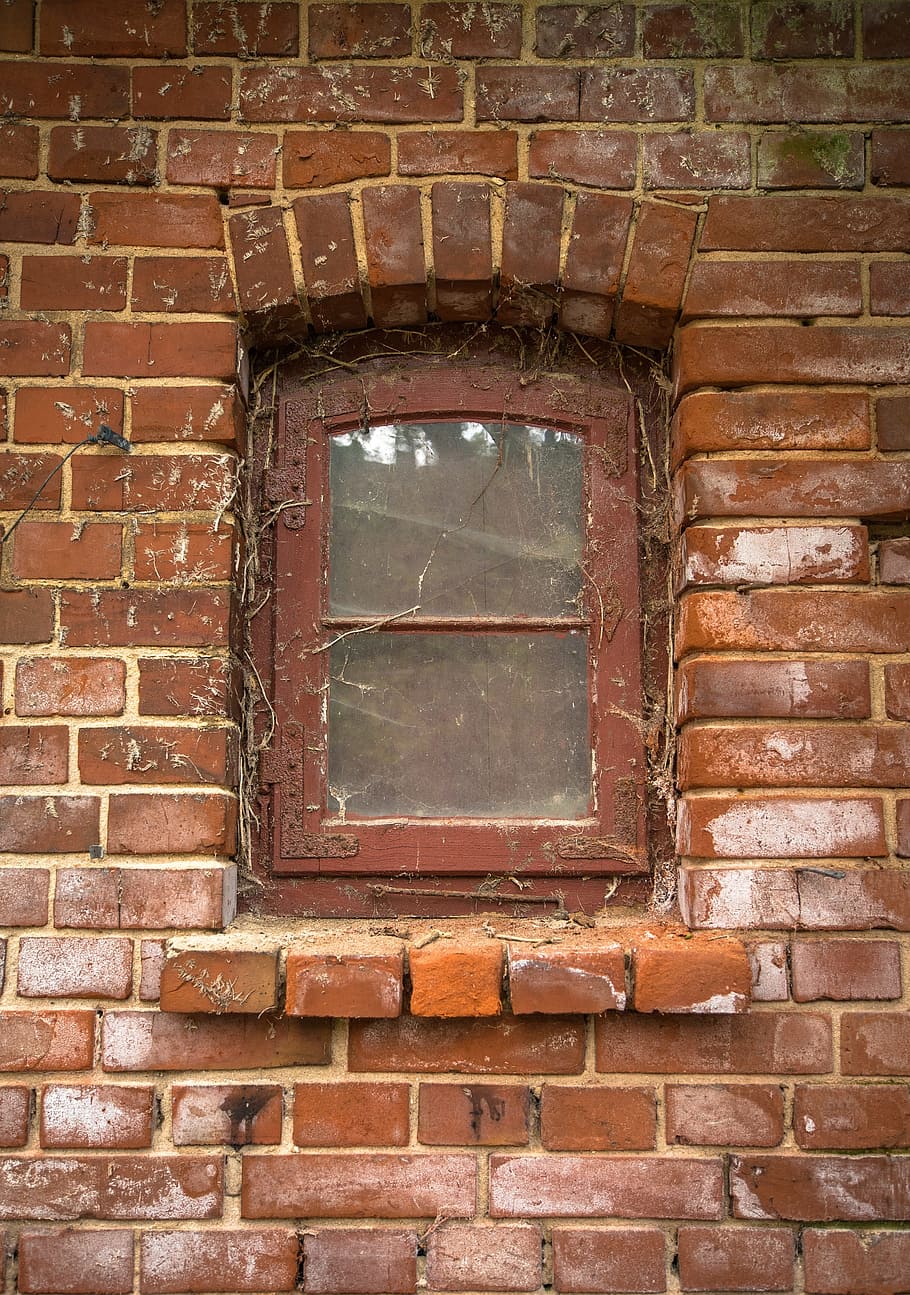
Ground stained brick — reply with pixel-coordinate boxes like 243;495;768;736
0;1011;95;1072
677;590;910;655
130;384;243;446
48;125;157;186
673;390;870;462
14;386;125;446
680;725;910;791
509;944;626;1014
18;1230;134;1295
878;395;910;451
426;1223;541;1293
682;260;863;319
301;1230;417;1295
678;524;868;589
54;865;235;930
705;65;910;124
171;1083;283;1146
872;128;910;186
633;934;751;1013
18;937;133;999
677;795;887;859
842;1012;910;1075
13;521;122;581
794;1084;910;1150
242;1153;476;1219
21;255;128;312
0;868;49;926
0;1087;30;1147
418;1083;529;1146
529;129;636;188
886;664;910;720
666;1084;785;1148
88;193;225;250
551;1227;666;1294
0;1155;222;1220
138;658;233;718
499;181;563;326
490;1155;723;1220
871;262;910;316
561;191;633;339
349;1016;585;1074
228;205;300;327
701;195;910;251
40;1085;153;1149
536;4;634;57
758;130;865;189
0;452;61;511
108;795;237;857
193;1;299;56
140;1229;299;1293
102;1011;330;1072
731;1154;910;1222
295;1082;410;1147
0;591;54;644
792;940;902;1002
476;67;580;122
286;950;403;1018
596;1012;832;1075
0;725;67;786
615;201;698;348
61;588;231;649
0;63;129;118
581;68;695;122
0;796;100;854
284;129;390;187
362;185;426;325
78;725;232;787
160;947;277;1014
399;129;518;178
676;658;871;722
677;1225;794;1292
642;3;744;56
643;130;751;190
431;181;492;321
751;0;854;58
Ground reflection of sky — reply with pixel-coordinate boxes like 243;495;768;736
332;421;576;468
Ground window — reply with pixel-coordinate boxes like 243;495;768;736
249;343;652;916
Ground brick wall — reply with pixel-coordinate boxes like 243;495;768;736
1;1;909;1291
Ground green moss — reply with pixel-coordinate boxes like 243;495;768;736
779;130;855;184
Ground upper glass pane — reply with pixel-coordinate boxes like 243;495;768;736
329;421;584;618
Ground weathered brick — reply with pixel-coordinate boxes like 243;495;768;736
677;658;871;722
536;4;634;56
529;129;635;188
48;125;157;185
540;1085;655;1152
677;590;910;655
130;384;243;446
0;1087;30;1147
40;1085;153;1149
0;1155;222;1220
240;65;462;123
871;262;910;316
666;1084;785;1147
886;663;910;720
18;937;133;999
509;944;626;1014
731;1154;910;1222
642;3;744;56
0;0;33;52
309;2;410;57
40;0;186;56
680;725;910;791
0;1011;95;1072
615;201;699;347
410;943;502;1017
596;1012;832;1075
643;130;751;189
551;1227;666;1295
0;590;54;644
420;2;521;57
60;588;231;648
878;394;910;451
228;205;301;328
431;181;492;320
418;1083;529;1146
302;1229;417;1295
54;865;235;930
295;1082;410;1147
107;794;237;858
12;521;122;581
72;454;234;516
706;65;910;124
633;934;751;1013
499;181;563;326
171;1083;283;1146
21;255;128;312
0;322;70;376
284;129;390;187
166;128;277;187
673;390;870;463
426;1223;541;1293
242;1153;476;1218
193;1;299;56
792;939;902;1002
0;725;67;787
752;0;854;57
0;124;39;178
0;452;63;514
88;193;225;249
399;129;517;177
678;795;887;859
138;658;233;717
132;65;232;120
702;195;910;251
581;67;695;122
475;67;580;122
682;260;863;319
677;1225;794;1292
140;1229;299;1293
160;947;277;1014
132;256;235;313
802;1227;910;1294
102;1011;330;1072
678;524;869;589
758;130;865;188
18;1229;134;1295
286;950;403;1017
490;1155;723;1219
0;868;49;926
872;128;910;186
139;940;165;1000
842;1012;910;1075
14;386;125;445
293;191;367;330
349;1016;585;1074
559;190;631;337
133;521;232;583
362;185;426;325
0;63;129;118
0;796;100;854
794;1084;910;1150
83;322;237;379
78;725;232;787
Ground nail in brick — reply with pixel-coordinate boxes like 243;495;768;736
133;66;232;120
551;1228;665;1295
194;1;299;55
241;1153;475;1219
17;1230;134;1295
421;3;522;58
308;2;411;58
665;1084;785;1148
294;192;367;330
160;949;278;1014
294;1082;410;1147
140;1230;299;1294
286;950;403;1018
499;182;563;327
560;192;633;340
40;1085;154;1149
102;1011;330;1072
431;181;493;321
302;1230;417;1295
362;186;426;325
427;1223;541;1293
794;1084;910;1150
0;1011;95;1072
418;1083;529;1146
677;1226;794;1292
171;1083;283;1146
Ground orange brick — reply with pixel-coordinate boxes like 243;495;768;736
286;950;403;1018
160;948;278;1014
632;935;751;1013
409;943;503;1017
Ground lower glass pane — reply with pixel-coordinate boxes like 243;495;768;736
328;632;590;819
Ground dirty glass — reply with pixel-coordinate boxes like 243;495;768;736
329;422;584;618
328;632;590;818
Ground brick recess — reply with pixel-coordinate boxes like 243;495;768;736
0;4;909;1289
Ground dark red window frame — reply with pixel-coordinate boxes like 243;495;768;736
251;355;649;915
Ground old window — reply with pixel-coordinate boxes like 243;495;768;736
248;340;656;917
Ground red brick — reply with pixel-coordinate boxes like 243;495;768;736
83;322;237;379
528;129;635;188
0;322;70;377
666;1084;785;1148
864;0;910;55
139;940;165;1000
615;202;698;348
399;129;517;177
131;256;235;313
678;795;887;860
540;1085;655;1152
60;588;232;648
0;191;79;248
842;1012;910;1075
677;590;910;654
0;1087;30;1147
886;664;910;720
706;65;910;124
108;793;237;858
171;1083;283;1146
284;129;389;187
141;1229;299;1294
596;1011;832;1075
878;395;910;451
349;1016;585;1074
41;0;185;54
560;191;633;339
0;590;54;644
509;944;626;1014
14;386;125;446
131;384;243;446
54;864;235;930
426;1223;540;1293
18;937;133;999
309;2;410;57
166;128;277;188
418;1083;529;1146
803;1227;910;1294
286;950;403;1017
683;260;863;319
88;193;224;249
431;181;493;320
500;181;563;326
490;1154;722;1220
240;65;462;122
0;1155;222;1220
536;4;633;56
12;521;122;581
551;1227;665;1294
420;3;522;57
752;0;854;57
362;185;426;325
294;191;367;330
78;725;232;787
872;128;910;186
138;659;233;718
295;1082;410;1147
0;0;33;51
0;451;62;511
702;196;910;251
0;796;100;854
871;262;910;316
795;1084;910;1150
133;65;233;120
581;67;695;122
0;63;129;118
681;725;910;791
194;2;299;56
792;939;901;1002
678;524;868;589
40;1085;153;1149
677;1225;794;1292
677;658;871;723
642;3;744;56
633;934;751;1014
102;1011;330;1072
18;1229;134;1294
475;67;581;122
758;130;865;188
644;130;750;189
673;390;870;463
161;947;277;1014
242;1153;475;1219
731;1154;910;1222
132;521;232;583
0;723;65;789
0;868;49;926
0;1011;95;1072
410;943;502;1017
228;204;300;327
0;124;39;178
48;125;157;186
20;255;128;313
302;1229;416;1295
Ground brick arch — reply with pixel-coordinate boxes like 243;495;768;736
224;181;698;351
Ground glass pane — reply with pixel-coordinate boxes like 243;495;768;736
329;422;583;618
327;632;590;818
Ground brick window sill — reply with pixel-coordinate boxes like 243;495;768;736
157;925;752;1018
